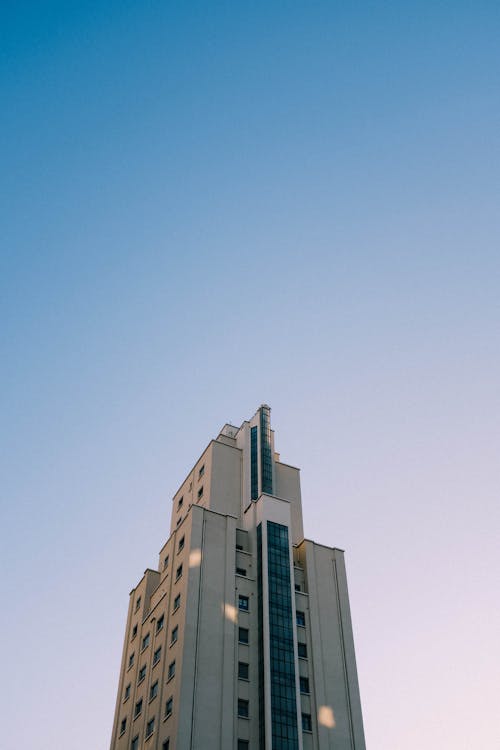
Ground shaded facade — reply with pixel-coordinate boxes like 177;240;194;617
110;406;365;750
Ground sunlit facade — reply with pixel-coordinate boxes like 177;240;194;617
110;406;366;750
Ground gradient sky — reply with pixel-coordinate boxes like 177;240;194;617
1;2;499;749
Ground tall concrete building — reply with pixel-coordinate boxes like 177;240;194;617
110;406;365;750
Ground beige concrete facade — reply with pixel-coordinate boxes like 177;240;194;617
110;406;365;750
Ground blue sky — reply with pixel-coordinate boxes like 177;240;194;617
1;3;499;749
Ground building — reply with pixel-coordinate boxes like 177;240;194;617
110;405;366;750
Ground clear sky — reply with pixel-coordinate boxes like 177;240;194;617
1;2;499;748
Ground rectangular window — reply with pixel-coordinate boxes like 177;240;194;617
134;699;143;718
177;496;183;510
173;593;181;611
300;676;310;694
128;652;135;669
238;741;249;750
298;642;307;658
238;699;249;718
156;614;164;633
296;610;306;627
141;632;150;651
168;660;176;680
238;627;249;644
238;661;249;680
178;536;185;553
165;697;173;718
250;424;258;500
302;713;312;732
124;683;131;701
135;596;141;611
146;717;155;738
197;485;203;500
153;646;161;665
149;680;158;701
131;736;139;750
238;595;249;611
162;741;170;750
170;626;178;645
131;624;137;639
198;464;205;479
163;554;169;570
236;567;247;576
120;718;127;735
176;564;183;580
138;664;146;683
295;583;301;592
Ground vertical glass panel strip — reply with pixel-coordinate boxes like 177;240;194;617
260;406;273;495
267;521;299;749
257;523;265;750
251;426;258;501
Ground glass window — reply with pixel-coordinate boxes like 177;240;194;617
131;624;137;639
197;485;204;500
162;741;170;750
177;496;183;510
238;741;249;750
134;699;143;718
168;660;176;680
149;680;158;700
141;632;150;651
163;554;169;570
124;683;131;701
173;593;181;611
198;464;205;479
165;697;173;718
156;615;164;633
238;662;249;680
171;626;178;645
238;699;249;718
250;425;258;500
146;717;155;737
135;596;141;611
153;646;161;665
300;676;310;694
236;567;247;576
238;595;249;611
138;664;146;683
178;536;185;553
120;718;126;735
302;713;312;732
296;610;306;627
128;652;135;669
176;564;183;580
238;627;249;644
298;642;307;658
131;736;139;750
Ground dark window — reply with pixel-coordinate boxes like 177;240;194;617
177;496;183;510
238;627;249;644
135;596;141;611
165;697;173;718
134;699;143;718
168;660;176;680
300;676;310;694
238;741;249;750
197;485;204;500
296;610;306;627
236;544;243;551
156;615;164;633
178;536;185;553
153;646;161;665
295;583;301;592
171;626;178;645
163;554;169;570
120;718;126;735
236;567;247;576
173;593;181;611
128;652;135;668
141;633;150;651
298;642;307;658
124;683;131;701
238;595;249;611
149;680;158;700
162;741;170;750
176;564;183;580
260;406;273;494
131;736;139;750
238;661;249;680
238;698;249;718
146;717;155;737
198;464;205;479
302;713;312;732
138;664;146;683
131;624;137;639
250;425;258;500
